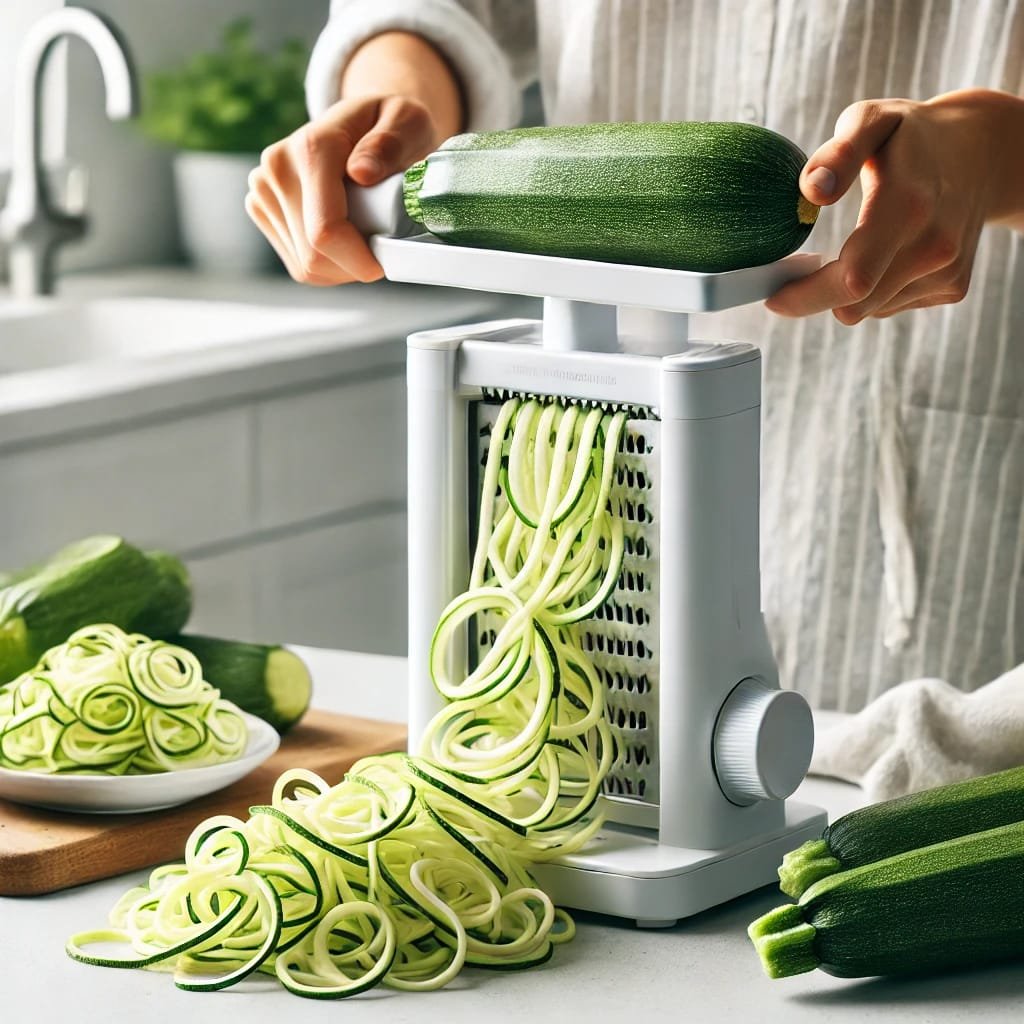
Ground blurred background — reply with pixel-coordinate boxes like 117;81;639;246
1;1;333;270
0;1;537;658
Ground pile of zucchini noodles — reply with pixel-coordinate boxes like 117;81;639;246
0;624;247;774
68;397;627;997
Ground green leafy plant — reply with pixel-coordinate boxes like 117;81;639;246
140;19;308;152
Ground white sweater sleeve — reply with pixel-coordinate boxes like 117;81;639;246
305;0;532;131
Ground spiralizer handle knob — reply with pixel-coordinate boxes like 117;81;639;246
713;679;814;805
345;173;417;238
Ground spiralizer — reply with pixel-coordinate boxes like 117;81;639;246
347;177;827;928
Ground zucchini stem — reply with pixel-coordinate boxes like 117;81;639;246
402;160;428;224
748;904;820;979
778;838;842;899
797;194;820;225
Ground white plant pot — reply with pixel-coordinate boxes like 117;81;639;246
172;151;277;273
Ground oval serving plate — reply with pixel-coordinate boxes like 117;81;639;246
0;712;279;814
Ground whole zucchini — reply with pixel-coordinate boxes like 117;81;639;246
0;537;192;682
168;633;312;733
129;548;193;638
779;765;1024;898
402;122;819;272
750;820;1024;979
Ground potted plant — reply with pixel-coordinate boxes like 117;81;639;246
141;19;308;272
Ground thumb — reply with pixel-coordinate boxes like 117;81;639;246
801;100;905;206
347;97;438;186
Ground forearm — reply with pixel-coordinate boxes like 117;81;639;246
983;91;1024;232
340;31;464;142
925;88;1024;232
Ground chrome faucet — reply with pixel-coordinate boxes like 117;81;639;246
0;8;137;298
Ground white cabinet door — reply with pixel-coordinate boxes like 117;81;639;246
188;510;407;656
0;408;252;567
254;371;406;530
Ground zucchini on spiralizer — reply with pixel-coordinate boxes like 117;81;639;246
778;764;1024;898
402;121;819;272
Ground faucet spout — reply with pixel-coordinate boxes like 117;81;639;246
1;8;138;298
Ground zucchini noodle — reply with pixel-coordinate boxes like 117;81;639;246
68;398;627;997
0;624;247;774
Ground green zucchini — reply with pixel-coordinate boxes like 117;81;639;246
168;633;312;733
750;820;1024;979
0;537;185;682
402;121;819;272
779;765;1024;898
129;549;193;638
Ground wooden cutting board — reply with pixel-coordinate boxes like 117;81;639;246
0;709;407;897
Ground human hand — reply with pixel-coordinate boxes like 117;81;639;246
766;89;1022;323
245;94;441;285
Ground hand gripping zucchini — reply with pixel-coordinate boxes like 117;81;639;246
751;819;1024;979
402;121;819;272
779;765;1024;898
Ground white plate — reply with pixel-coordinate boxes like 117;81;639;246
0;713;280;814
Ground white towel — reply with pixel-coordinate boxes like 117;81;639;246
809;663;1024;802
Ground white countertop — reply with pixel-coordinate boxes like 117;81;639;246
3;646;1022;1023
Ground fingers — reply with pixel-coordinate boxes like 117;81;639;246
259;145;358;282
875;290;967;318
244;187;343;286
769;221;970;322
346;96;437;185
244;94;438;286
287;117;383;282
872;261;972;317
832;229;961;322
766;203;908;318
800;100;905;206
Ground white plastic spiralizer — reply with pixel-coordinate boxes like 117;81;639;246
347;176;828;928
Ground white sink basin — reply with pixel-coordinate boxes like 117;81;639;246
0;296;367;374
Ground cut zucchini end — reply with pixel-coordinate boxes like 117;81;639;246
0;615;32;681
748;904;819;979
402;160;428;224
265;647;313;733
797;194;820;226
778;838;841;899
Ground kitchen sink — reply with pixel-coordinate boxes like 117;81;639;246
0;296;367;374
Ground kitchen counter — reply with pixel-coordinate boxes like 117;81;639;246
3;647;1022;1023
0;266;539;448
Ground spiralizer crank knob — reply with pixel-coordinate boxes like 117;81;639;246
713;679;814;806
